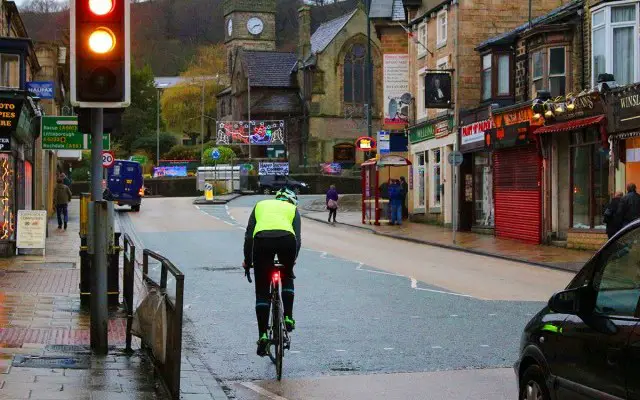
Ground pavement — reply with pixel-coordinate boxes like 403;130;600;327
114;195;575;400
302;210;593;272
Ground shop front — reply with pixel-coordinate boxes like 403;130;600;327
535;92;608;250
0;92;40;256
607;83;640;195
459;107;493;232
408;116;454;225
485;104;543;243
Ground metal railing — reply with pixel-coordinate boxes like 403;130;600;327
142;249;185;400
122;234;135;352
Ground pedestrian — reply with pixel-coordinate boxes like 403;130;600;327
604;192;623;238
399;176;408;219
326;184;339;224
388;179;403;225
616;183;640;231
54;177;72;230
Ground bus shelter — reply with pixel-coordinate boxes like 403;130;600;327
361;155;412;225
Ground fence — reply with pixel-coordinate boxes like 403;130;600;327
121;235;185;400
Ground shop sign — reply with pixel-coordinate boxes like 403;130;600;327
26;81;54;99
461;119;492;146
355;136;376;151
0;99;23;136
0;133;10;152
409;117;453;144
549;92;605;123
434;119;451;138
383;54;410;126
609;84;640;133
485;121;532;150
41;116;110;150
494;107;533;128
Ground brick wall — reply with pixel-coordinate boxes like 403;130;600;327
567;230;607;251
515;40;527;102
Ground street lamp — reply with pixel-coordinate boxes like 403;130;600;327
155;82;169;166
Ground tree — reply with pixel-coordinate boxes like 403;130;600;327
163;145;200;160
131;133;177;163
20;0;68;13
202;146;236;165
115;65;159;152
160;45;228;143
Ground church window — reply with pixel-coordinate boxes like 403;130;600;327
343;44;366;105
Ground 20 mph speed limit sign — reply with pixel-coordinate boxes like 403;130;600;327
102;151;115;168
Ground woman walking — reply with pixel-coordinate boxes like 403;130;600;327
326;184;339;224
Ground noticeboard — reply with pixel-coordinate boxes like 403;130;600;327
16;210;47;250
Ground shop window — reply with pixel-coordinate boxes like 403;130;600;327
474;153;493;227
0;54;19;89
416;152;426;209
437;9;447;48
571;128;609;230
592;3;639;86
417;23;427;58
343;44;366;105
431;149;442;208
531;47;566;97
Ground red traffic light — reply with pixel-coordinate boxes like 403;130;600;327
89;0;115;15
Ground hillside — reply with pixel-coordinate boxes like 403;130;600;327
21;0;360;75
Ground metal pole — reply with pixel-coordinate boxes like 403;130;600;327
156;88;160;166
366;0;373;139
201;83;205;163
452;143;459;245
90;107;108;354
248;76;252;160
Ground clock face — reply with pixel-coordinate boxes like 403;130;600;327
247;17;264;35
227;19;233;36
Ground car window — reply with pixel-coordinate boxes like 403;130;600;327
592;228;640;317
113;165;121;177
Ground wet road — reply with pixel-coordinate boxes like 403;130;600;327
117;196;575;400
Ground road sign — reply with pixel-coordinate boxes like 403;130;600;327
447;151;463;166
211;148;220;160
41;116;111;150
102;151;115;168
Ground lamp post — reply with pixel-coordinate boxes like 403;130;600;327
155;83;169;167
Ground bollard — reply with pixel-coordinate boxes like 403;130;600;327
79;236;91;308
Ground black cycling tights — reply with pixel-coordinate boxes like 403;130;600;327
253;234;296;336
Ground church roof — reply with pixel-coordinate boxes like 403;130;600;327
369;0;406;21
242;50;298;88
311;8;358;54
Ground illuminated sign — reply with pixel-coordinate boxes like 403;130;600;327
355;136;376;151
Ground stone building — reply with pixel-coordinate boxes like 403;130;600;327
402;0;569;227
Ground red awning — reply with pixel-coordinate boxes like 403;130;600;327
535;115;605;135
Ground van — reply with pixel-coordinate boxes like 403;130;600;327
106;160;144;211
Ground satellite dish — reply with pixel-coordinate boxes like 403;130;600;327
400;92;412;104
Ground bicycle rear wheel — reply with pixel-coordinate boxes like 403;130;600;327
272;289;284;380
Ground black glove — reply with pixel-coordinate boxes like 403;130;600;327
243;262;252;283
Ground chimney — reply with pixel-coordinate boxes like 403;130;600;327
298;6;311;62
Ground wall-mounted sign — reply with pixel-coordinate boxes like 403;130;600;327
0;99;23;135
461;119;492;146
0;133;10;152
608;84;640;133
258;162;289;176
26;81;54;100
424;72;452;109
377;131;390;155
434;119;451;138
408;117;454;144
548;92;605;124
383;54;410;126
355;136;376;151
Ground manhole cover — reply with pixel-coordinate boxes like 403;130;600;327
19;262;76;269
13;355;90;369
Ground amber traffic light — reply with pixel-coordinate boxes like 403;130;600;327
71;0;130;107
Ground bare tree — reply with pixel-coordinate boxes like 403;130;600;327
21;0;69;13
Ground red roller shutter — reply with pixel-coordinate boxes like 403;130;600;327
493;145;541;243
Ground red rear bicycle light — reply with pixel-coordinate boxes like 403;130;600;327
272;271;280;283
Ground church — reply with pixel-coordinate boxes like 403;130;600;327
216;0;382;172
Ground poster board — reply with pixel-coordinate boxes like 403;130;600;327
17;210;47;251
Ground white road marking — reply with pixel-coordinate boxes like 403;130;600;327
335;349;346;352
410;278;475;298
480;345;490;348
410;316;420;319
320;252;328;258
431;346;443;349
357;263;404;277
195;206;201;210
450;314;459;317
224;221;234;226
489;313;497;316
237;352;247;355
237;227;245;230
289;350;300;354
329;318;338;322
240;382;290;400
383;347;394;350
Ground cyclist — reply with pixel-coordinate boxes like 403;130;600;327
243;188;302;356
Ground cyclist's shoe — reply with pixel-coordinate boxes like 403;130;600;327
284;316;295;332
256;334;269;357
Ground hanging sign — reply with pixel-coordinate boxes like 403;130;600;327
355;136;376;151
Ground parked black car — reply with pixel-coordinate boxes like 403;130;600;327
516;220;640;400
258;175;309;195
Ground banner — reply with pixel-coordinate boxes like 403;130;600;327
216;120;285;145
258;162;289;176
383;54;410;126
26;81;54;99
153;165;187;178
320;163;342;175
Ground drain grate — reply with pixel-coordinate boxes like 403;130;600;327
20;262;76;269
13;355;90;369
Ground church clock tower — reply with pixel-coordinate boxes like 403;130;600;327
223;0;276;75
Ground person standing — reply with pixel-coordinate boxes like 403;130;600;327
616;183;640;231
399;176;408;219
326;184;339;224
388;180;403;225
54;177;72;230
604;192;623;238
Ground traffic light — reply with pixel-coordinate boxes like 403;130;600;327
71;0;130;107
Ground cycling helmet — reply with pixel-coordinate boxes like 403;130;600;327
275;188;298;206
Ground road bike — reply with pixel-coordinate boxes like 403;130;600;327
246;262;290;380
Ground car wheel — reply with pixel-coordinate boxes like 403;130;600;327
132;205;140;212
263;187;271;195
519;365;551;400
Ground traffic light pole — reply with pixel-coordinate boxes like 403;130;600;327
90;107;109;354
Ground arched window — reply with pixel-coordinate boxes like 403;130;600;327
343;44;366;104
